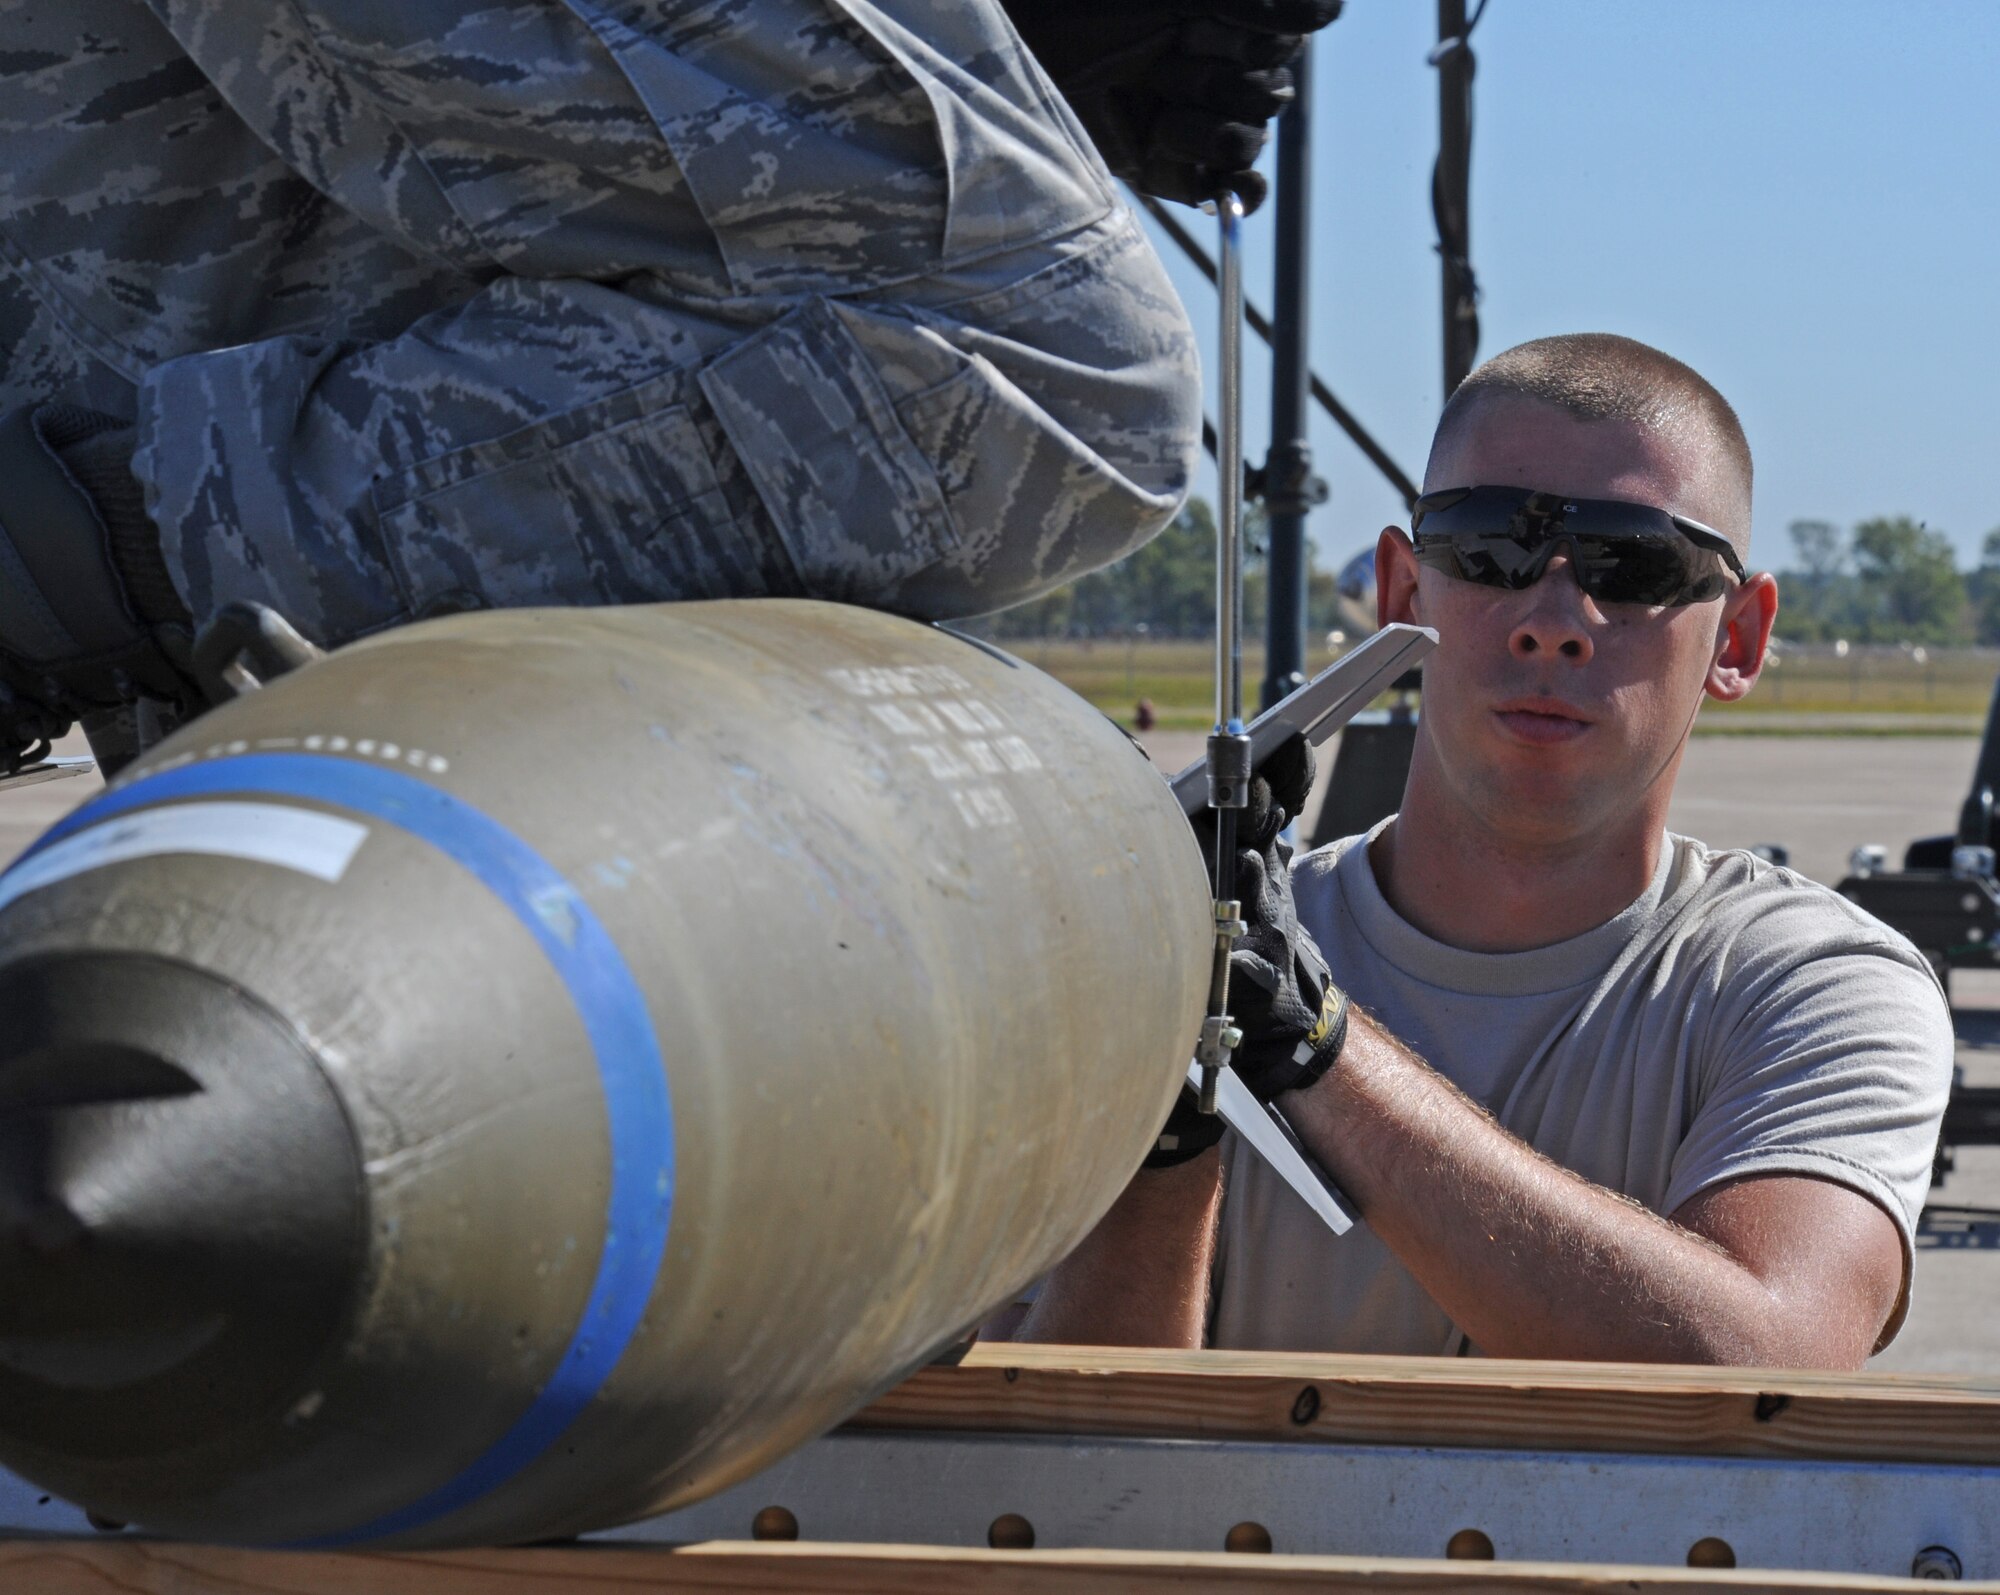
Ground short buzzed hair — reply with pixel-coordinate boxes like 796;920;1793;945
1434;333;1753;514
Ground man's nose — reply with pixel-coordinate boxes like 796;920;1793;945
1507;554;1595;664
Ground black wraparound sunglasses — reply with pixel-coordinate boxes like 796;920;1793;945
1410;486;1747;607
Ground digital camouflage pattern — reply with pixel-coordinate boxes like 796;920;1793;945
0;0;1200;645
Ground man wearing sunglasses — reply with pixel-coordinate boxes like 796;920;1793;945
1021;332;1952;1367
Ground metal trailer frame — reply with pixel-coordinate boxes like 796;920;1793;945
5;1348;1997;1591
618;1430;1997;1578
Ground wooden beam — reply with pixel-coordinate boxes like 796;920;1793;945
850;1344;2000;1467
0;1539;1980;1595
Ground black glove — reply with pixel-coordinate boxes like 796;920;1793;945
1143;1083;1228;1168
1196;733;1350;1101
1142;734;1348;1167
1226;812;1350;1100
1002;0;1343;213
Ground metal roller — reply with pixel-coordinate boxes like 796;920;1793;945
0;599;1211;1547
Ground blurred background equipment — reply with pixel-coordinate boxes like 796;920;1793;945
1834;669;2000;1204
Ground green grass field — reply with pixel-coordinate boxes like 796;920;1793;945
1011;637;1999;733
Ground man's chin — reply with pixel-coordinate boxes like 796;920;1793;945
1466;743;1628;843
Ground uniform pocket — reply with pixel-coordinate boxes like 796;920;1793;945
370;369;765;614
697;296;959;603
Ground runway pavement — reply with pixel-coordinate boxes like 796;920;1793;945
1139;728;1981;888
5;728;1995;1373
0;730;98;870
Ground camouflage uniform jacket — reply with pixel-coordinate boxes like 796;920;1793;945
0;0;1201;644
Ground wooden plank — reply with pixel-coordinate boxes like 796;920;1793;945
4;1540;1993;1595
850;1344;2000;1467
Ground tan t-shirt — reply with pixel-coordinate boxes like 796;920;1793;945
1210;826;1955;1355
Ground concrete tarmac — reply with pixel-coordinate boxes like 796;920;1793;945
7;729;1995;1374
0;730;99;871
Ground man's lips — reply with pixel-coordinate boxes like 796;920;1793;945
1490;697;1593;746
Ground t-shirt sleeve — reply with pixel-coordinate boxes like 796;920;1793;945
1662;919;1953;1341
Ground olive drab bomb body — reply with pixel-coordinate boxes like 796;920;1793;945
0;600;1211;1547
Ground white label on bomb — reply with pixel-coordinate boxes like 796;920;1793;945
0;802;369;914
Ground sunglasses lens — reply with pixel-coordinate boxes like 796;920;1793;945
1414;490;1733;606
1414;492;1553;589
1427;532;1550;589
1570;534;1709;605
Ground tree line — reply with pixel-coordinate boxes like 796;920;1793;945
973;501;2000;648
1781;517;2000;645
978;498;1361;641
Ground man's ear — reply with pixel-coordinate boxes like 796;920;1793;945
1376;526;1420;629
1706;572;1779;703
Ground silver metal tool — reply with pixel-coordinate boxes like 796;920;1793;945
1188;1053;1355;1234
1194;191;1253;1118
0;756;94;794
1178;188;1441;1223
1169;622;1435;818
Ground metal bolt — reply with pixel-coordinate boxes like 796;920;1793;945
1688;1537;1736;1568
751;1505;798;1541
1446;1528;1494;1560
1225;1521;1273;1554
988;1513;1035;1550
1912;1545;1963;1580
1290;1385;1321;1426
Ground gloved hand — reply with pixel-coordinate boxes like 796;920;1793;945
1192;735;1352;1087
1001;0;1343;213
1144;1082;1227;1168
1143;733;1349;1167
1219;732;1350;1101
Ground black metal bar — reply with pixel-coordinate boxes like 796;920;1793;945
1957;672;2000;847
1943;1085;2000;1146
1260;42;1315;712
1435;0;1478;397
1136;192;1420;510
1307;370;1417;512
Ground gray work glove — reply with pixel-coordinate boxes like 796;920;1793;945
1001;0;1343;213
1144;733;1349;1167
1210;733;1350;1100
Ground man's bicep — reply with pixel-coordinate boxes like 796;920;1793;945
1670;1173;1904;1366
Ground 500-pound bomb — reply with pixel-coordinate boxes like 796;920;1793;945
0;600;1210;1547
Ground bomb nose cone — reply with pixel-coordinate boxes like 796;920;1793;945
0;954;364;1471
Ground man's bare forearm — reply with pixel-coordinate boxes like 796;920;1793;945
1013;1151;1221;1347
1279;1014;1853;1365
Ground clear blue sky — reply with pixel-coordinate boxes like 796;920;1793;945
1140;0;2000;577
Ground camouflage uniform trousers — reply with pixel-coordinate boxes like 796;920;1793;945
0;0;1201;648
